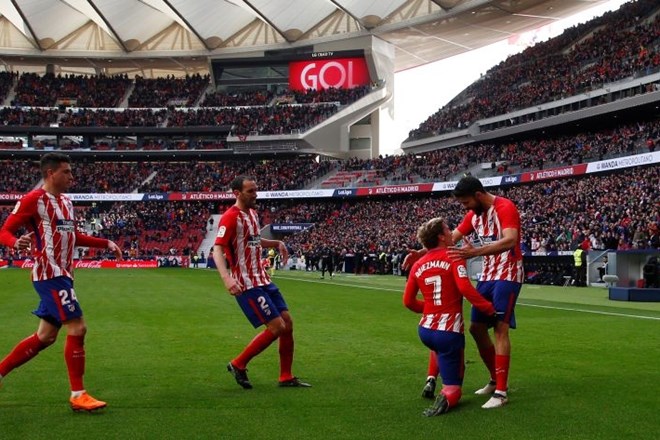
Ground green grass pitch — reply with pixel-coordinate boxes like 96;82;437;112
1;268;659;439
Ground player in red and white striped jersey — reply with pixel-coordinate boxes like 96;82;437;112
213;176;309;389
0;153;122;412
447;176;523;409
404;217;495;416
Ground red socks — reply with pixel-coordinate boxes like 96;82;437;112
232;329;278;370
0;333;89;393
427;351;439;378
478;345;496;381
441;385;462;408
233;327;297;382
0;333;47;377
495;354;510;392
278;329;294;382
65;335;86;392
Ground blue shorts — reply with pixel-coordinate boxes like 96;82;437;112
471;280;522;329
237;283;288;328
32;276;82;328
418;327;465;386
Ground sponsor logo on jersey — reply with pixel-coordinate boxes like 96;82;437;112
56;219;75;233
477;234;497;245
217;226;226;238
11;201;21;214
247;234;261;247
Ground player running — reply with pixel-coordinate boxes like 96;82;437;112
0;153;122;412
213;176;310;389
404;217;496;416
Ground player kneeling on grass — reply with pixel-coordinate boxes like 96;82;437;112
403;217;495;417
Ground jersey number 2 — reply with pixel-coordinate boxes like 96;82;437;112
424;275;442;305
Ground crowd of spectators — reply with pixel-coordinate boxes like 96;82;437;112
165;103;339;134
0;107;59;126
85;201;211;259
0;160;41;192
139;158;335;192
0;112;655;195
0;72;17;104
409;0;660;139
508;166;659;253
72;161;157;193
0;80;371;138
12;73;131;108
0;157;334;194
202;89;274;107
59;108;168;127
202;85;371;107
289;86;371;105
331;117;658;186
1;163;657;282
129;74;210;108
264;166;659;275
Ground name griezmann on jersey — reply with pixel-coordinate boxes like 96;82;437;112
415;260;451;278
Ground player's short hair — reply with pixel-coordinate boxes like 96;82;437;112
40;152;71;178
230;175;256;192
453;176;485;197
416;217;446;249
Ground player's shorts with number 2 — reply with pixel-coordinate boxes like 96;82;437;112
237;283;288;328
32;276;82;326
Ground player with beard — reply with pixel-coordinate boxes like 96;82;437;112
405;176;523;409
213;176;310;389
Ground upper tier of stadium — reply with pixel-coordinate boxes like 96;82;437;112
0;1;619;75
0;1;656;161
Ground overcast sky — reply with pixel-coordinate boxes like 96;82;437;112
384;0;630;155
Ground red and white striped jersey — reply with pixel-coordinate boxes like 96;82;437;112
403;248;495;334
456;196;524;283
0;189;108;281
214;206;270;292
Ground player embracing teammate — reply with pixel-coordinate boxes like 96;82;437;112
405;176;523;411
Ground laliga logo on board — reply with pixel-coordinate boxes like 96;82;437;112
503;176;518;183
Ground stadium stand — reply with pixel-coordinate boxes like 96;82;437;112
0;0;658;288
0;71;16;103
407;0;660;139
12;73;131;108
84;201;212;259
129;74;210;108
274;165;659;279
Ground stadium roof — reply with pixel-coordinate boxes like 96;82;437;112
0;0;613;75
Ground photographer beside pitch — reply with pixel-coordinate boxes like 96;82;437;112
0;153;122;412
404;176;523;409
213;176;310;389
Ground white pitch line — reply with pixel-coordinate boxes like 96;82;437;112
516;302;660;321
275;275;660;321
